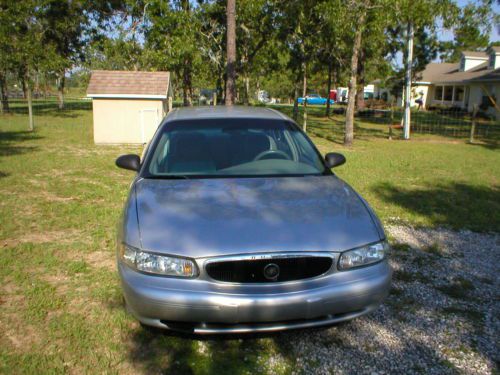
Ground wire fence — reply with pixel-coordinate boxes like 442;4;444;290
356;107;500;140
303;104;500;144
1;98;499;145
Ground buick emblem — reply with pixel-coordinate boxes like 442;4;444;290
263;263;280;281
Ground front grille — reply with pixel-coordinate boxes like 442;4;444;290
205;255;333;283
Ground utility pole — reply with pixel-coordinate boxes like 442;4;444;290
403;22;414;140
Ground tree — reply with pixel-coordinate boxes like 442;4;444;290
344;0;368;146
315;0;349;116
0;1;51;130
440;1;495;62
277;0;322;125
145;0;203;106
225;0;237;105
236;0;277;104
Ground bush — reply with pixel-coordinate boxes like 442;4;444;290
364;99;391;110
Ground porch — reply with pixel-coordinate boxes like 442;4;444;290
429;84;467;108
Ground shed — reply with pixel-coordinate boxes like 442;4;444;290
87;70;171;144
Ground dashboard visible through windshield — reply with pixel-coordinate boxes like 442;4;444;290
144;118;327;178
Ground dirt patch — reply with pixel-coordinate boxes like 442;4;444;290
0;283;41;353
39;190;76;203
1;229;83;248
83;250;116;270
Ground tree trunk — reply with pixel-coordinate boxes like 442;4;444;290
25;72;34;131
356;50;365;110
344;9;365;146
325;60;332;117
21;76;27;99
243;74;250;105
293;85;299;121
302;62;307;97
182;63;193;106
57;72;65;110
225;0;237;105
0;71;9;113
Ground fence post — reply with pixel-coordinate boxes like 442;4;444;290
388;104;394;140
469;105;478;144
212;92;217;106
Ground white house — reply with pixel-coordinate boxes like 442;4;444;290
412;47;499;118
372;47;500;119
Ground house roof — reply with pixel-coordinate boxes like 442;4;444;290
488;46;500;53
415;62;491;84
87;70;170;99
467;68;500;82
461;51;488;58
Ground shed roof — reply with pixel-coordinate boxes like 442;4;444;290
87;70;170;99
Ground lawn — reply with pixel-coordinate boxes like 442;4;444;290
0;102;499;374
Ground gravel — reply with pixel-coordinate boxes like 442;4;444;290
268;226;500;375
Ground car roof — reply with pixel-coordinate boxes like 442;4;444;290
164;106;291;123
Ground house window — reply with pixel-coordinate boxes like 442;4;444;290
434;86;443;100
454;86;464;102
444;86;453;101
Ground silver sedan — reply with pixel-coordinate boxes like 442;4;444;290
115;106;392;334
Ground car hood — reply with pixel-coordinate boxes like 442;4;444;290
134;176;382;258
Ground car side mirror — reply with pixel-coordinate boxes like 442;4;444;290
116;154;141;171
324;152;346;168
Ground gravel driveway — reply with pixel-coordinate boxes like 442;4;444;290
263;226;499;375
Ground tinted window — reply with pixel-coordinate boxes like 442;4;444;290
145;119;326;178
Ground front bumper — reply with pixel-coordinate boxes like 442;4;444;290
119;260;392;334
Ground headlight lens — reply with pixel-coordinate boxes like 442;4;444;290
338;241;388;270
120;244;197;277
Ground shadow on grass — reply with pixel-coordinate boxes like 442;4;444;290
373;182;500;232
4;100;91;119
127;326;285;374
467;139;499;150
0;130;42;157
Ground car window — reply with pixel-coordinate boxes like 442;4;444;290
145;119;326;178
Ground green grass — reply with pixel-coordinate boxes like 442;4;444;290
0;101;499;373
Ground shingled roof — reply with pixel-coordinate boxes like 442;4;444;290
467;68;500;82
87;70;170;98
461;51;488;58
415;62;491;84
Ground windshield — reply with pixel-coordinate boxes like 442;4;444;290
144;118;327;178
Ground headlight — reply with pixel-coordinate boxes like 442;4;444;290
338;241;388;270
120;244;197;277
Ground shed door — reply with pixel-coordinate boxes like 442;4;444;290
140;108;160;144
